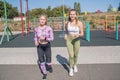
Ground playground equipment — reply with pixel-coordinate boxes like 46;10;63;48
20;0;30;36
106;20;119;40
0;0;30;44
86;21;90;42
48;16;83;30
59;0;65;37
61;10;65;36
93;15;120;31
85;20;119;42
20;0;24;36
0;0;14;44
26;0;30;35
116;21;119;40
105;15;117;31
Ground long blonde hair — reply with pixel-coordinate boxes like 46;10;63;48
68;9;79;26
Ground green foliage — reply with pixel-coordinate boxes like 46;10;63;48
46;6;52;17
30;8;46;18
0;1;19;18
74;2;77;10
107;4;113;12
118;2;120;11
29;5;70;19
74;2;81;14
0;1;4;17
52;6;63;17
83;16;87;21
77;3;81;14
100;16;105;19
116;16;120;20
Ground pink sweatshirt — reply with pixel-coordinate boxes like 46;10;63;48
34;26;54;42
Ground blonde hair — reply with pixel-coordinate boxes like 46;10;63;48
39;14;48;25
68;9;79;26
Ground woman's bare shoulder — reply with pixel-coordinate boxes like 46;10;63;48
78;21;83;25
78;21;82;24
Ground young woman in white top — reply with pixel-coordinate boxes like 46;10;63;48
64;9;84;76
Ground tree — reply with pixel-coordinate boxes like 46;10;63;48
118;2;120;11
46;6;52;17
8;7;19;18
52;6;63;17
30;8;46;18
0;1;5;17
107;4;113;12
74;2;81;14
77;2;81;14
74;2;77;10
29;5;70;18
0;1;19;18
51;5;70;17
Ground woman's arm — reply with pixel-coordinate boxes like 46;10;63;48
74;21;84;38
34;28;39;46
79;21;84;37
64;21;69;40
46;27;54;41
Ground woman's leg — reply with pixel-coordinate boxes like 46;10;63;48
66;36;74;68
37;45;45;63
72;39;80;73
66;36;75;76
44;43;51;63
37;45;47;74
44;42;53;72
73;40;80;65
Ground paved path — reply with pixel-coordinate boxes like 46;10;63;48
0;64;120;80
0;46;120;64
0;30;120;80
0;46;120;80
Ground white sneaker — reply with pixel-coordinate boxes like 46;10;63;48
69;68;73;76
73;65;78;72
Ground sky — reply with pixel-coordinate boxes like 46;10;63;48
7;0;119;13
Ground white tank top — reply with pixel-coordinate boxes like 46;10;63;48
67;22;79;34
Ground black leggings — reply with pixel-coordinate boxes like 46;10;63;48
37;42;51;63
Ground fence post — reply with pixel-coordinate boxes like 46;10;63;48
116;21;119;40
49;17;52;27
86;21;90;42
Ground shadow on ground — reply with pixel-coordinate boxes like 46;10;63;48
56;54;69;73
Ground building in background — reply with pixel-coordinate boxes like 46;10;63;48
13;16;26;21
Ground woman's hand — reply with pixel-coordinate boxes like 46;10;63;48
70;34;80;39
64;34;67;40
39;36;46;41
35;42;39;46
74;34;80;38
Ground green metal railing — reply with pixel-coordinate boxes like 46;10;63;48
0;0;14;45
